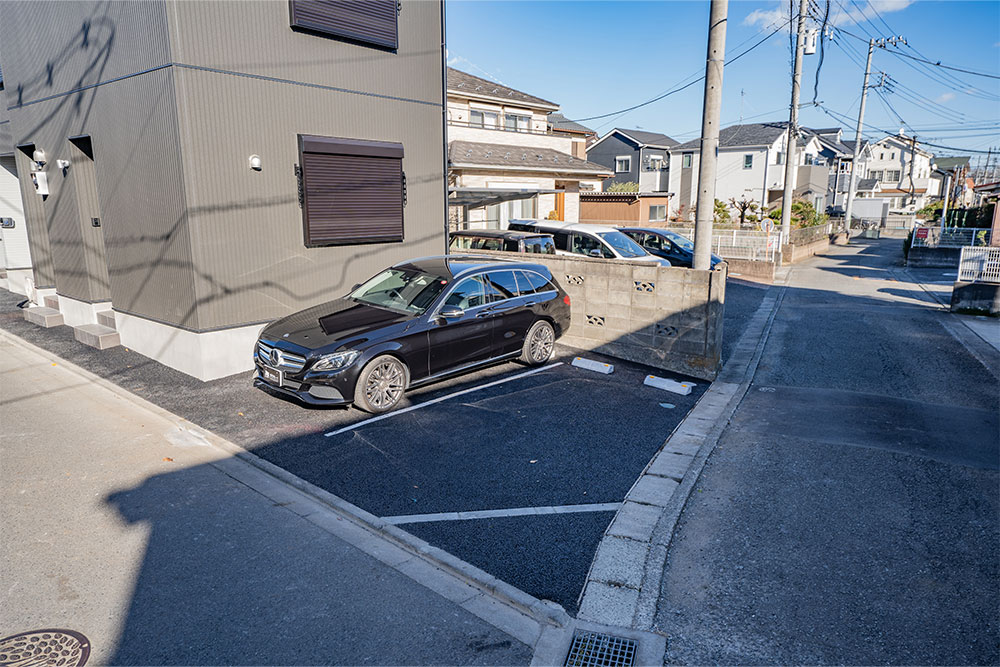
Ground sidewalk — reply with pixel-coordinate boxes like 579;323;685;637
0;333;532;665
652;239;1000;664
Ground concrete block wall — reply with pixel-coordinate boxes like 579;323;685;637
480;251;726;379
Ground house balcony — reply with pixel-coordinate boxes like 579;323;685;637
447;120;573;153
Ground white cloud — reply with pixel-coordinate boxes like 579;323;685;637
744;0;913;29
935;92;955;104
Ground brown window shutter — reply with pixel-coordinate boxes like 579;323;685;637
290;0;398;50
300;135;404;247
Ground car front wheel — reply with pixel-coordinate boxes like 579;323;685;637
520;320;555;366
354;355;408;413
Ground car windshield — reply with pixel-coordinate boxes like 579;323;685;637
597;231;648;258
663;231;694;251
349;268;448;315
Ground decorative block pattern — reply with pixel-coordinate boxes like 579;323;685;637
586;315;605;327
633;280;655;293
566;275;585;285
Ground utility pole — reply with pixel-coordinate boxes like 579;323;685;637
779;0;808;243
843;36;904;236
940;172;951;232
692;0;728;271
908;134;917;209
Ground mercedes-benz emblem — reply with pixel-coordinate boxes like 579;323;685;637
269;348;282;366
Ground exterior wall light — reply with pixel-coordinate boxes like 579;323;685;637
249;154;262;171
32;149;46;166
56;159;71;171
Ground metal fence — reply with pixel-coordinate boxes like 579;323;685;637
787;223;832;246
676;228;781;262
884;214;916;230
958;246;1000;284
911;227;992;248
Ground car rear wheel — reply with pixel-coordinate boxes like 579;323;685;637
354;355;407;413
520;320;555;366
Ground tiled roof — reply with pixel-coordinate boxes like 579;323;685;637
857;178;879;191
446;68;557;109
548;113;595;135
449;140;612;175
615;128;678;148
673;122;791;150
934;156;970;171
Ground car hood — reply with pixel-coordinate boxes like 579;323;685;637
262;298;414;350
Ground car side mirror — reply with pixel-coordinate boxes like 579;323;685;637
351;283;362;291
589;249;602;258
438;306;464;320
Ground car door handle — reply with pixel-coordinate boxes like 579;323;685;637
476;309;494;318
523;300;537;307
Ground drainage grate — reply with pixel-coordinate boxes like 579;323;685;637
0;629;91;666
564;630;637;667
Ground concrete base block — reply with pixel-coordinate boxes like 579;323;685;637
647;452;695;481
628;475;679;508
950;281;1000;315
74;323;121;350
607;501;662;543
588;537;648;589
23;306;64;328
577;582;640;627
96;310;116;329
43;295;59;309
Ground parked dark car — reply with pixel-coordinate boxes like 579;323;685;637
619;227;723;269
450;229;556;255
254;256;570;413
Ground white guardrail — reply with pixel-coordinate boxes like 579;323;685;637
676;228;781;262
912;227;992;248
958;246;1000;284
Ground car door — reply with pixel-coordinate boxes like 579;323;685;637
636;232;671;261
571;232;614;259
483;269;537;356
427;275;495;375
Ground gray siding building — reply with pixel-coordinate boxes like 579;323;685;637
586;128;677;192
0;0;446;380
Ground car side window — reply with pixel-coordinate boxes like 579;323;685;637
485;270;520;302
478;238;503;251
443;276;487;310
503;239;520;252
451;236;472;250
518;270;555;294
644;233;663;251
572;233;613;258
552;231;571;251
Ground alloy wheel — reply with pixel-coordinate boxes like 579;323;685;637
365;359;404;409
529;324;554;363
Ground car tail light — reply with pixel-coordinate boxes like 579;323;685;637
563;295;571;306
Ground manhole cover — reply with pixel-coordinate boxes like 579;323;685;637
564;630;636;667
0;629;90;667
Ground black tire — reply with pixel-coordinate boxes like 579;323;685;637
520;320;555;366
353;355;408;413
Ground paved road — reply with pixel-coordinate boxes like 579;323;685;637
0;333;534;665
655;239;999;665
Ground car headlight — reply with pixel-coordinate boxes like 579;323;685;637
311;350;360;372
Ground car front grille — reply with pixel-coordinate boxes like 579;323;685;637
256;340;306;372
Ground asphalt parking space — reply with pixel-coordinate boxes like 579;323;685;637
1;283;771;614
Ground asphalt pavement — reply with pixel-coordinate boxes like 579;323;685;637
654;238;999;665
0;332;532;666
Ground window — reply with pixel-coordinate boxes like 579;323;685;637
649;204;667;222
298;134;404;247
682;153;693;168
743;154;753;169
890;152;895;160
486;271;520;301
470;109;498;128
444;276;487;310
571;233;612;258
551;231;571;251
870;170;882;181
886;170;901;181
523;237;555;254
504;114;531;132
648;155;664;171
615;156;631;173
880;152;885;159
804;153;815;166
348;268;445;315
290;0;398;50
517;270;555;294
775;151;784;165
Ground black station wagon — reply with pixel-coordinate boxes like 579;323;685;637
254;255;571;413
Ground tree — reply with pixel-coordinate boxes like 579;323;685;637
606;181;639;193
714;199;731;225
729;196;760;228
670;203;690;222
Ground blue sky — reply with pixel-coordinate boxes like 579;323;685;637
445;0;1000;158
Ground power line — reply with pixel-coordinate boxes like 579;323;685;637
884;46;1000;80
567;14;794;124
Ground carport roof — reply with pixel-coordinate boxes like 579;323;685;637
449;187;559;208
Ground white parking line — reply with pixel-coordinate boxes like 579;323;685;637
323;362;562;437
382;502;621;525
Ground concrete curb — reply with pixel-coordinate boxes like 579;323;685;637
0;330;570;650
575;283;788;631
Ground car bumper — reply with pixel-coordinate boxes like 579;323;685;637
253;359;360;406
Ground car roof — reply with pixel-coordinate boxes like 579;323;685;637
620;227;688;238
392;254;549;280
450;229;552;239
511;219;621;234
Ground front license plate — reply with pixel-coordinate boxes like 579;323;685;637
261;366;283;386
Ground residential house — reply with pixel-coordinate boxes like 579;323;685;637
1;0;447;380
866;134;938;210
586;128;678;193
578;192;673;226
446;68;610;228
0;62;33;296
668;123;828;222
548;113;596;160
802;127;872;210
